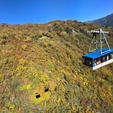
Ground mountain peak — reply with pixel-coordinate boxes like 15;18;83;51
87;13;113;27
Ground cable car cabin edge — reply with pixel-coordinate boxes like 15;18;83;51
83;48;113;70
82;28;113;70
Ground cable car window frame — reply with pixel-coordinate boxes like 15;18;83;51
110;52;113;59
83;57;93;67
94;52;113;66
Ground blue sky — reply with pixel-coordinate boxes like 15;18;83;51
0;0;113;24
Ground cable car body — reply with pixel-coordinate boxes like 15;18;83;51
83;48;113;70
82;28;113;70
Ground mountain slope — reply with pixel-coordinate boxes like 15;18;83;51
0;21;113;113
88;13;113;27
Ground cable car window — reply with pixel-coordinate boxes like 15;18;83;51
101;56;106;62
106;55;108;60
94;58;101;65
110;53;113;58
83;57;93;67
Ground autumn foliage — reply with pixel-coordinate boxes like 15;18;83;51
0;21;113;113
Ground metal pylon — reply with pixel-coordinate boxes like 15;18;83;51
88;28;110;55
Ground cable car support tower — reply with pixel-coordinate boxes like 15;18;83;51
88;28;110;54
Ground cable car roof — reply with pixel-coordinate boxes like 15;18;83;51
83;48;113;59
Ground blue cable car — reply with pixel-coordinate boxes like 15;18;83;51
82;28;113;70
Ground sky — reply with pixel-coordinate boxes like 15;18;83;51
0;0;113;24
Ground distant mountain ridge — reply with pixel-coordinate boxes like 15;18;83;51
87;13;113;27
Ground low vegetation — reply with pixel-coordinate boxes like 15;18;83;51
0;20;113;113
